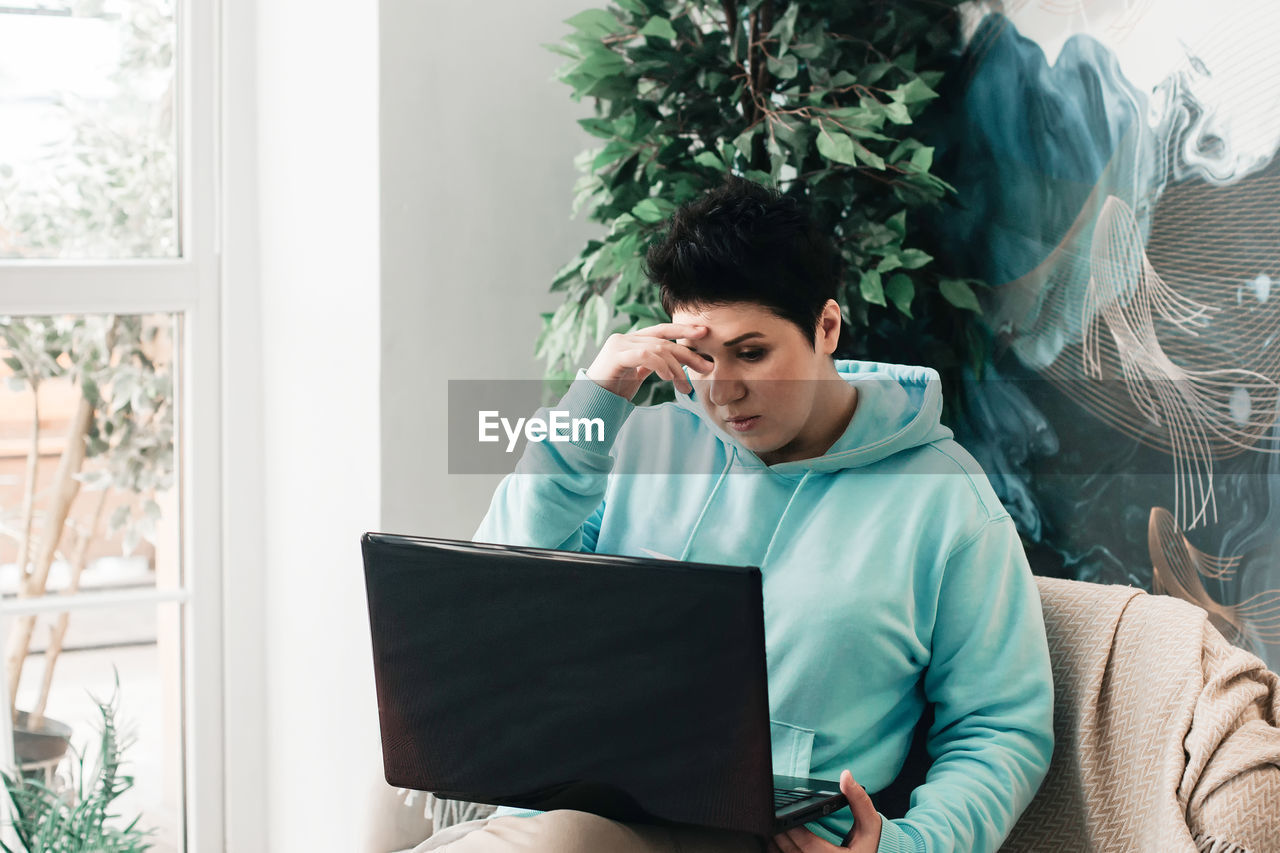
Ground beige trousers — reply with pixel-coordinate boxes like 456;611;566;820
410;811;765;853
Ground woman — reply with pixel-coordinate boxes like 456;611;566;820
420;178;1053;853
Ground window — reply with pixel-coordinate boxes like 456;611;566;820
0;1;178;260
0;1;222;850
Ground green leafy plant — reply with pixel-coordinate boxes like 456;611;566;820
538;0;988;406
0;679;153;852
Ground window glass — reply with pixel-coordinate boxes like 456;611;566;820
0;0;178;259
2;312;185;850
0;313;180;596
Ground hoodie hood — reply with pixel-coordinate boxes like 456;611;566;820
672;358;953;474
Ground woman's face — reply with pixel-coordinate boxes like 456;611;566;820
672;300;846;465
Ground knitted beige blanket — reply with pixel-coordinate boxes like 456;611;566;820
1002;578;1280;853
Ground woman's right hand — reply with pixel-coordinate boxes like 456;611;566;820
586;323;714;401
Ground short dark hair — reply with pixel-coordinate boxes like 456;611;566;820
645;176;840;349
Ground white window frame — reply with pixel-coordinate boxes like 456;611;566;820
0;0;226;849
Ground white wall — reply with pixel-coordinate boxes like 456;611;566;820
255;0;382;850
379;0;596;540
243;0;597;850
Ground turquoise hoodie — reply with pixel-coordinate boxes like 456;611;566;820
474;360;1054;852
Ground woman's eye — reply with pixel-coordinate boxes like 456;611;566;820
739;349;765;362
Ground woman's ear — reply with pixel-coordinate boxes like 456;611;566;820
816;299;842;355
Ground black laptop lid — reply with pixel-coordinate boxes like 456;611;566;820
361;533;776;835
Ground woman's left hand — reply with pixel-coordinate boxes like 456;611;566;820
767;770;882;853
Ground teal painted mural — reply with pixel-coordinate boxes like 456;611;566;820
918;2;1280;669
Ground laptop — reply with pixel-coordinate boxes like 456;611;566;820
360;532;849;839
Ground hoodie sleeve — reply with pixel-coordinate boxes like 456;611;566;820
472;370;632;552
874;516;1054;853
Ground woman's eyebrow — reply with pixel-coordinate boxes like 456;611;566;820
684;331;766;351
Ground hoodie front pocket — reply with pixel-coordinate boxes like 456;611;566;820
769;719;816;777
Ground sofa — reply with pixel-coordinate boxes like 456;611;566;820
364;576;1280;853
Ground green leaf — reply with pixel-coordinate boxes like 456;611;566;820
860;269;886;306
609;213;638;234
816;128;857;166
885;273;915;318
616;301;665;320
577;116;616;139
534;312;558;359
573;47;626;81
768;4;799;46
883;101;911;125
577;241;606;281
543;41;580;60
593;140;634;170
852;141;886;170
886;210;907;239
632;197;672;223
694;150;726;170
565;9;624;38
791;35;824;60
766;54;798;80
615;0;648;13
858;62;894;85
887;138;920;166
702;69;728;91
588;293;613;342
732;127;759;160
771;114;810;154
889;77;940;105
939;278;983;313
765;135;786;179
639;16;677;41
875;254;903;273
614;259;645;304
899;248;933;269
590;239;624;280
910;145;934;171
846;125;892;142
565;303;590;362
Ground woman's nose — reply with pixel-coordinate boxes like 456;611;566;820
706;374;747;407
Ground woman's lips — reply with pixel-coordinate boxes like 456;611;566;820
726;416;761;432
